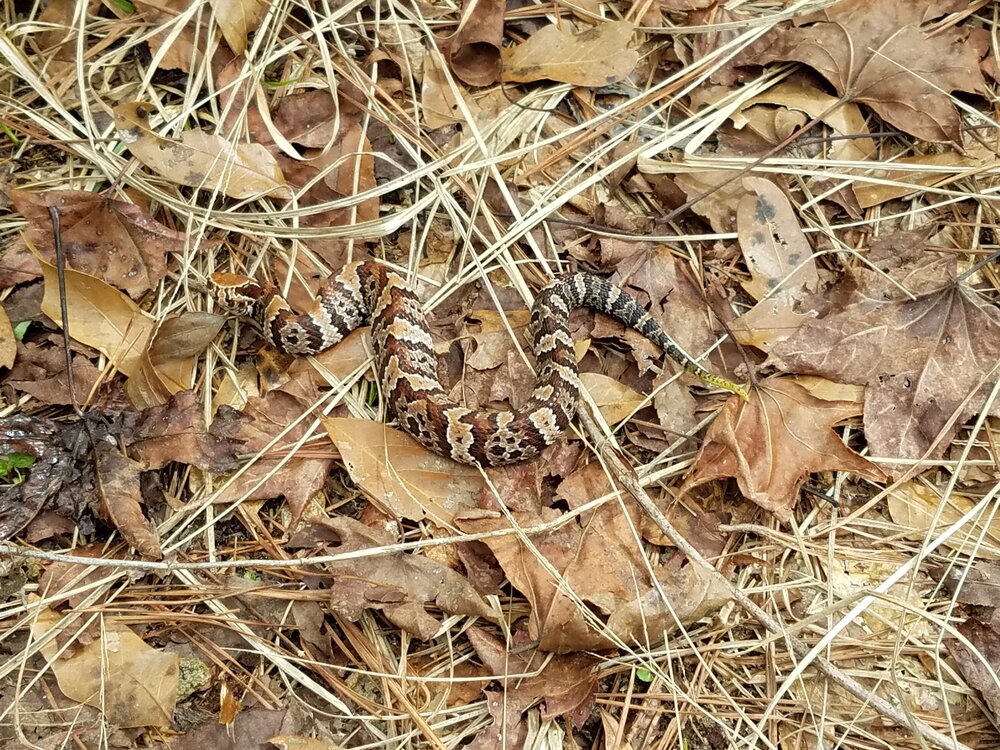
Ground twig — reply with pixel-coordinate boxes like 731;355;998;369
575;406;973;750
46;206;80;416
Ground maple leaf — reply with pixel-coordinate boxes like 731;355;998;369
769;269;1000;477
680;378;886;521
756;0;986;145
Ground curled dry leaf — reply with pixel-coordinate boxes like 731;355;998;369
756;0;986;145
730;177;819;351
321;417;483;526
291;516;496;640
681;378;886;521
0;305;15;370
31;607;179;728
448;0;504;86
113;102;292;200
94;442;162;559
501;20;639;86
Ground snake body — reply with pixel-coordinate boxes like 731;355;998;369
212;261;744;466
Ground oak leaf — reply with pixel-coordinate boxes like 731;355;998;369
756;0;986;145
680;378;886;521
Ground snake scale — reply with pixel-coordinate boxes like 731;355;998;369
211;261;746;466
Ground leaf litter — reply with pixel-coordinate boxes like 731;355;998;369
1;1;1000;749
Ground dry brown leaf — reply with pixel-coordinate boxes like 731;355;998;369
447;0;504;86
730;177;818;350
459;494;731;652
768;270;1000;475
133;0;211;73
94;442;162;559
887;482;1000;559
38;257;155;379
289;516;496;640
853;143;1000;208
756;0;986;145
208;0;267;55
32;607;178;727
681;378;886;521
463;626;597;748
733;80;875;162
7;342;101;406
127;390;242;472
501;20;639;86
579;372;645;424
211;386;333;526
946;616;1000;719
0;305;15;370
321;417;483;526
113;102;292;200
3;187;198;295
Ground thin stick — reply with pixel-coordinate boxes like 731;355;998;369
47;206;81;416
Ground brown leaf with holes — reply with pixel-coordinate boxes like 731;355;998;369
769;264;1000;477
681;378;886;521
321;417;483;526
501;20;639;86
756;0;986;145
730;177;819;351
289;516;496;640
3;188;199;295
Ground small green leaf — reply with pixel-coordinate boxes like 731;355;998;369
108;0;134;12
636;667;653;683
0;452;35;485
13;321;30;341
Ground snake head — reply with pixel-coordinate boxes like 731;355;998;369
209;272;270;318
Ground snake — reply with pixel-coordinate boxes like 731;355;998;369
211;261;746;466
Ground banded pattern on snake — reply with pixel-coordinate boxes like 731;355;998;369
211;261;745;466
